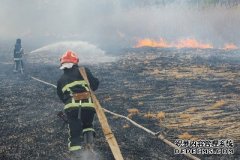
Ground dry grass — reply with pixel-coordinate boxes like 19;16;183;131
179;113;192;119
163;98;240;142
127;114;133;119
112;115;119;119
156;111;165;121
143;111;165;121
127;108;140;114
143;60;149;64
208;100;225;110
26;137;34;143
185;107;198;113
123;124;130;129
104;96;112;101
46;128;54;133
145;55;157;60
126;53;240;143
143;112;156;119
142;111;166;121
132;94;145;100
144;64;240;81
127;108;140;119
178;132;193;139
150;69;161;75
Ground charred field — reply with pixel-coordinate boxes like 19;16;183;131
0;47;240;160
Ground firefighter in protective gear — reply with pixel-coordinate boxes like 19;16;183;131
57;50;99;152
13;38;24;73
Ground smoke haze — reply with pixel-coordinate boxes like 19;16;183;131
0;0;239;51
28;41;116;64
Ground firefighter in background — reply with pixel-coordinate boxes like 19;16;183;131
57;50;99;152
13;38;24;73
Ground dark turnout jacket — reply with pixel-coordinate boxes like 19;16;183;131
57;65;99;110
14;43;23;58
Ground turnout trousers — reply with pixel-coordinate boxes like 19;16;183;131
14;59;24;72
65;107;95;151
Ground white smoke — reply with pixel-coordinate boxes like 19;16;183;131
69;149;102;160
1;1;239;50
28;41;116;64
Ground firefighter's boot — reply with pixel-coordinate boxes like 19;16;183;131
20;61;24;74
83;131;94;149
13;61;18;72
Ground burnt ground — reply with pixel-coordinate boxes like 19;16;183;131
0;47;240;160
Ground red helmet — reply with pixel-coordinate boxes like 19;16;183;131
60;50;79;64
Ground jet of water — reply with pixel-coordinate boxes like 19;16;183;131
28;41;116;64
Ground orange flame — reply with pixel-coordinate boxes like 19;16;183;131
174;38;213;49
223;43;238;50
134;38;170;48
135;38;213;49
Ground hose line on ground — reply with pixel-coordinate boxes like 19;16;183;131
30;75;200;160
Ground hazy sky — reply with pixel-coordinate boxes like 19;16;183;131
0;0;239;51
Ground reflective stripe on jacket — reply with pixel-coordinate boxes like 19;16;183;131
57;65;99;110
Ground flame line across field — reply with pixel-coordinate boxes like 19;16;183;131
30;76;200;160
134;38;239;50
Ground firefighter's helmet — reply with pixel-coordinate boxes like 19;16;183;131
16;38;21;44
60;50;79;70
60;50;79;64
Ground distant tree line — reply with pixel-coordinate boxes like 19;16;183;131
189;0;240;8
135;0;240;8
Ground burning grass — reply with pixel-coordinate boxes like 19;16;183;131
134;38;238;50
134;38;214;49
